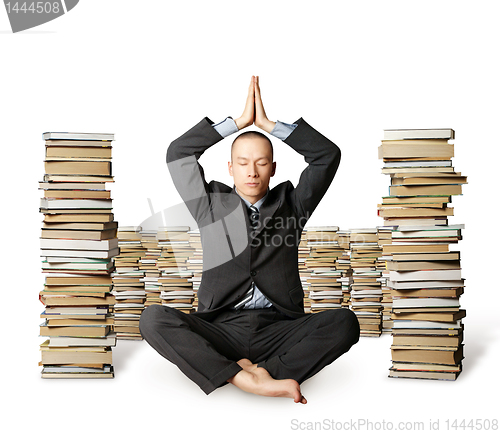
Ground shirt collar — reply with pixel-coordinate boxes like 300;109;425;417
235;187;269;211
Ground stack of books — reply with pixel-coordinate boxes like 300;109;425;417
187;229;202;311
304;227;344;313
337;230;353;308
157;227;195;314
377;226;395;334
378;128;467;380
349;229;384;337
39;131;117;378
299;229;312;313
112;226;146;340
140;230;162;307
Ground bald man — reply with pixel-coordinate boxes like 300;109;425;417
140;76;360;404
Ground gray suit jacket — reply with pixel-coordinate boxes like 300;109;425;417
167;117;341;320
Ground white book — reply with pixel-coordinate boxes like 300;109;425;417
383;129;455;140
47;333;117;347
40;198;112;209
39;182;107;190
389;269;461;282
158;226;191;232
392;298;460;308
392;230;461;238
45;257;110;263
392;320;462;329
40;248;119;258
309;291;343;298
388;279;465;289
40;238;118;251
43;132;115;141
42;262;113;270
304;226;339;231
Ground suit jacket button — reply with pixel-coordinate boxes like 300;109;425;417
250;271;256;277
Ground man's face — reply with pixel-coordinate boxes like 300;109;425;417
228;136;276;204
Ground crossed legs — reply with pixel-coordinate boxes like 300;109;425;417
139;305;360;403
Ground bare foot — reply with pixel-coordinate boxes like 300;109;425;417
228;358;307;404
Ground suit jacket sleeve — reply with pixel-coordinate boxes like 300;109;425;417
166;117;224;223
284;118;341;221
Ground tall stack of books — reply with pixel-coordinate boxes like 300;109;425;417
349;229;384;337
304;227;344;313
157;227;195;314
112;226;146;340
378;128;467;380
39;131;117;378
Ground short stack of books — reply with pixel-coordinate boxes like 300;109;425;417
377;226;395;334
349;229;384;337
304;227;344;313
140;230;162;307
187;229;202;311
112;226;146;340
39;131;117;378
378;128;467;380
157;227;195;314
299;229;312;313
337;230;353;308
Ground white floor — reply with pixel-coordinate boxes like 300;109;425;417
9;310;498;434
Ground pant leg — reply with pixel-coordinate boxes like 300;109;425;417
253;308;360;383
139;304;245;395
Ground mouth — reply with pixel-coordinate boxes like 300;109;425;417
245;183;259;187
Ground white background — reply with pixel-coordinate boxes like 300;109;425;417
1;1;499;432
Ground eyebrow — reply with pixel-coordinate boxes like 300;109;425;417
236;156;270;161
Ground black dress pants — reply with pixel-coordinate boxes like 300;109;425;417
139;304;360;395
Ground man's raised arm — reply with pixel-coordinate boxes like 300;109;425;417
254;76;341;221
166;78;256;223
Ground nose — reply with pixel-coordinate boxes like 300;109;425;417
248;164;258;178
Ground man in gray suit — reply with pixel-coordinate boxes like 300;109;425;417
140;76;360;404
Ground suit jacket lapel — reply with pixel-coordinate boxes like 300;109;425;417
220;186;281;238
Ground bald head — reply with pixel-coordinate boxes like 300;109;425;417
231;131;273;162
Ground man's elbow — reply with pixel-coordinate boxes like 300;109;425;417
328;143;341;172
166;139;180;164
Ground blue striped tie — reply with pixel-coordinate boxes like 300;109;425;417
234;204;260;310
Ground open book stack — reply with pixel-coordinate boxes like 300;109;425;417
39;131;117;378
304;227;345;313
378;128;467;380
112;226;146;339
157;227;195;314
349;229;384;337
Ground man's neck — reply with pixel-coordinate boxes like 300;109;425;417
235;187;268;206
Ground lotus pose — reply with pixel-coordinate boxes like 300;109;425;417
140;76;360;404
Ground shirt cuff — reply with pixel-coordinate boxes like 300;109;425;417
212;117;239;138
270;121;298;140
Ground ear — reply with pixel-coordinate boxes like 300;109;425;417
228;161;233;176
270;161;276;177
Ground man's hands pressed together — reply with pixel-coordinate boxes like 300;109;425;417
234;76;276;133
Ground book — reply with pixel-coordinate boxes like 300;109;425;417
383;129;455;140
